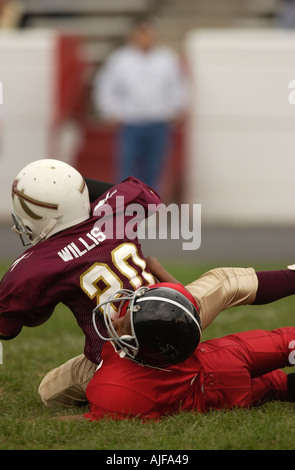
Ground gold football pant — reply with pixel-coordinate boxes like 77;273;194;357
38;354;96;407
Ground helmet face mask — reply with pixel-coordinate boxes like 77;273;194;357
11;210;33;246
92;288;146;361
11;159;90;246
93;285;202;369
11;208;58;246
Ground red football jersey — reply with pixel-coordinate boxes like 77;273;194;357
84;341;205;420
0;177;160;364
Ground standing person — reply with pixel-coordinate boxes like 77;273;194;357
93;20;188;190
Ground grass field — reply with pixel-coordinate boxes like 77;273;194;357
1;259;295;452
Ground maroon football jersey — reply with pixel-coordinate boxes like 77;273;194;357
0;177;160;364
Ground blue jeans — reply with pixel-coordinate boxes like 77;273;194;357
116;122;171;190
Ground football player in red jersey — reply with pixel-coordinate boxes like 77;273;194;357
81;274;295;421
84;324;295;421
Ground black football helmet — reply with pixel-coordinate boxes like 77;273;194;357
92;285;202;368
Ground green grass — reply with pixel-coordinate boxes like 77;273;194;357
1;260;295;451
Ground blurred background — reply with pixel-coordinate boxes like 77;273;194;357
1;0;295;265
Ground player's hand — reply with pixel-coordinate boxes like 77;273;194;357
145;256;161;274
146;256;179;284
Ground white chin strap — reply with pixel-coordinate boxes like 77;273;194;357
32;219;58;245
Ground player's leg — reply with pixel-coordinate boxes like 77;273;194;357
38;354;97;407
231;327;295;405
185;267;258;330
232;327;295;376
199;328;295;411
116;124;142;183
250;370;288;406
186;267;295;332
143;122;171;190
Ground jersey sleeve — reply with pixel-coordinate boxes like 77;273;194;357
121;176;162;209
91;177;162;240
0;256;57;338
92;177;161;217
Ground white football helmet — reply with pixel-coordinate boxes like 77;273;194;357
11;159;90;246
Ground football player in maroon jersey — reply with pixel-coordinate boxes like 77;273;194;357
0;158;161;406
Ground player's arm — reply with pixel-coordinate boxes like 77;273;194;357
0;306;54;341
84;177;115;203
0;279;55;339
145;256;179;284
0;315;22;340
0;331;17;340
0;254;57;338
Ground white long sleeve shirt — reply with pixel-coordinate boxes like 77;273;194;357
93;45;188;124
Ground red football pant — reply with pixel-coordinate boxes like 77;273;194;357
199;327;295;410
